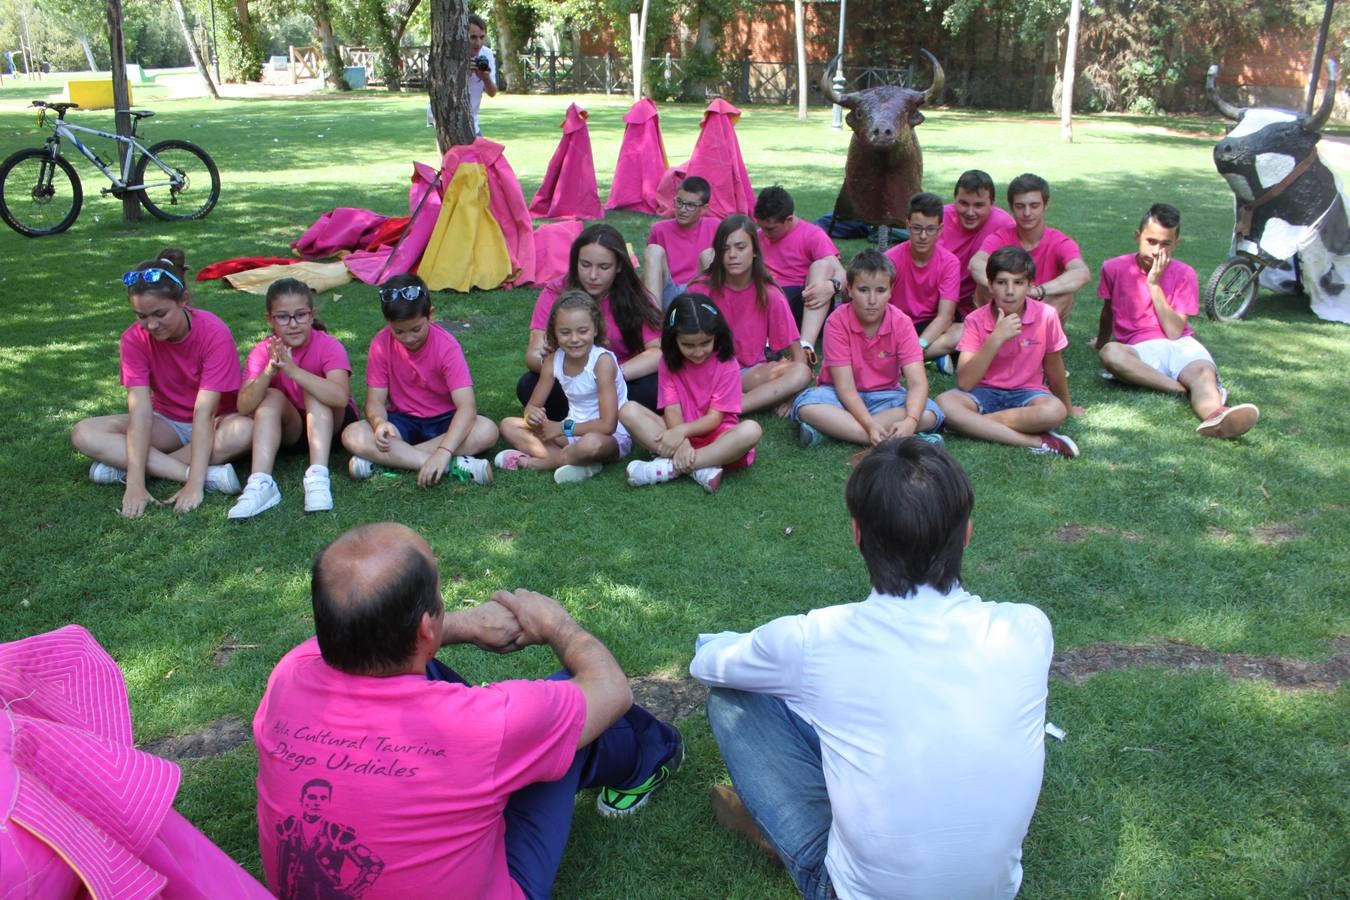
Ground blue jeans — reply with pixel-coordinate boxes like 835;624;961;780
706;687;834;899
427;660;680;900
791;385;945;431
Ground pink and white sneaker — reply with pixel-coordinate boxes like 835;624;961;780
493;449;532;471
690;466;723;494
1196;403;1259;438
626;458;677;487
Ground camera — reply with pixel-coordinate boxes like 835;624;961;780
474;55;490;72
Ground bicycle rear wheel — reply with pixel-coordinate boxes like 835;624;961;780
0;148;83;236
1203;257;1260;322
135;140;220;221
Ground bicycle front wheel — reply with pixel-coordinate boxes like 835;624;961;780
135;140;220;221
0;148;83;236
1203;257;1260;322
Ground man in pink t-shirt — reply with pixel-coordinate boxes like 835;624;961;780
1096;204;1259;438
255;523;683;900
753;185;847;356
937;247;1082;458
968;173;1091;322
938;170;1015;317
884;192;964;372
643;175;721;308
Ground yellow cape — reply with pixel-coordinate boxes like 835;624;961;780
418;162;512;292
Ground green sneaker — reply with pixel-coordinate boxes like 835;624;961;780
595;733;684;818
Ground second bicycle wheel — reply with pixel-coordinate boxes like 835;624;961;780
135;139;220;221
0;148;83;237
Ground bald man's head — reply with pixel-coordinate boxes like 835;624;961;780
312;523;442;674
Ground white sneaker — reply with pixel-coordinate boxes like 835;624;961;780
228;473;281;519
626;458;676;487
453;455;493;485
88;462;126;485
554;463;602;484
348;456;374;480
204;464;241;494
494;449;532;471
690;466;723;494
303;465;333;512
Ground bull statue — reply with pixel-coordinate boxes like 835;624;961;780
1207;59;1350;323
819;51;944;242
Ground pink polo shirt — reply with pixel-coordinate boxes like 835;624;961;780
366;323;473;418
119;306;241;421
254;638;586;900
529;279;660;363
957;298;1068;392
658;354;742;423
648;216;721;286
884;242;961;323
818;303;924;393
699;280;801;368
940;204;1014;303
759;219;839;287
1097;253;1198;344
978;225;1082;285
244;330;352;413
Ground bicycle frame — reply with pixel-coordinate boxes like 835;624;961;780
44;116;174;195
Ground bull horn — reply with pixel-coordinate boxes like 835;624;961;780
818;54;857;109
1304;57;1339;132
921;49;945;105
1206;64;1246;121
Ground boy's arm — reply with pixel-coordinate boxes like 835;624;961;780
1044;351;1081;415
830;366;887;444
968;250;991;288
437;386;480;456
898;361;930;431
1094;298;1115;348
1147;253;1188;340
955;337;1000;391
1037;258;1091;297
918;299;957;347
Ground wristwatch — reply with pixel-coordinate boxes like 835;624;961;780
562;418;575;438
918;337;930;350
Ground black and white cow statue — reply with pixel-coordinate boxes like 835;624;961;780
1207;60;1350;323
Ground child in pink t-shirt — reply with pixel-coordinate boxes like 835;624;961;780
793;249;944;447
691;214;812;416
884;192;964;373
753;184;847;356
643;175;721;308
620;294;763;494
340;274;498;487
228;278;357;519
938;169;1016;317
71;247;252;519
937;247;1082;458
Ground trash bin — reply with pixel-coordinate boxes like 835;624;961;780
343;66;367;89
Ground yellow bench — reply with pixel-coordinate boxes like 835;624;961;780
64;79;132;110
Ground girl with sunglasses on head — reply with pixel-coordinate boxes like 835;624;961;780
71;247;252;518
227;278;358;519
340;274;498;488
516;223;663;419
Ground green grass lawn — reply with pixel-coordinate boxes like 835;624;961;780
0;87;1346;898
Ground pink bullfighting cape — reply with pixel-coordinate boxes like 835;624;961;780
0;624;270;899
657;98;755;219
344;162;444;285
605;98;668;215
290;208;388;259
529;103;603;221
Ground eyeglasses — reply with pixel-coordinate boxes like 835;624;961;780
269;309;314;325
674;199;706;211
379;285;426;303
122;268;184;288
908;225;940;236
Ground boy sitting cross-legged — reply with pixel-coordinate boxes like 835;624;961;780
937;247;1083;458
792;249;944;447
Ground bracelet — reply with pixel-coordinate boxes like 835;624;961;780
433;446;452;455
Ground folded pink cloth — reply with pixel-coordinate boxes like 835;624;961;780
606;98;667;215
657;98;755;219
530;103;603;221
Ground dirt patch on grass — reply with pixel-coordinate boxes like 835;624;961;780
1054;524;1145;543
1251;523;1305;545
140;717;251;761
631;673;709;722
1052;636;1350;691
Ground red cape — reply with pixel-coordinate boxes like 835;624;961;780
529;103;603;221
605;98;668;215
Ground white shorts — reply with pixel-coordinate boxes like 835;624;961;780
1131;336;1214;381
153;412;194;446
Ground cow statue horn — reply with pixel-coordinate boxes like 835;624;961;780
921;49;945;105
1304;58;1339;132
819;55;858;109
1206;64;1247;121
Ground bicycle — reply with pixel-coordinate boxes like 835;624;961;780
1202;251;1265;322
0;100;220;237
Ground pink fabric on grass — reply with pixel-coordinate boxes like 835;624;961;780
525;219;586;288
605;98;668;215
656;99;754;219
345;162;444;285
291;208;389;259
0;625;270;899
529;103;603;221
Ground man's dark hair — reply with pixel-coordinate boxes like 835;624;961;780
312;540;441;674
954;169;995;200
986;246;1036;282
468;13;487;31
680;175;712;205
1007;173;1050;206
907;191;944;220
846;248;896;286
753;184;794;220
300;778;333;800
845;438;973;596
1140;202;1181;233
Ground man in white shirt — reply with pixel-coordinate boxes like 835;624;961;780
690;438;1053;899
427;13;497;135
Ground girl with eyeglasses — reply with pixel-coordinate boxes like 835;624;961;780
71;247;252;518
227;278;358;519
340;274;498;488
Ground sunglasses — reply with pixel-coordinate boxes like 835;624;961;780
379;285;426;303
122;268;184;288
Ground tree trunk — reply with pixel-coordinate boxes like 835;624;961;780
171;0;219;99
313;0;350;90
361;0;402;91
226;0;265;82
104;0;140;223
391;0;423;47
491;0;519;92
79;34;98;71
1061;0;1081;142
429;0;473;153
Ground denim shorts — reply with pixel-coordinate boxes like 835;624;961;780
959;386;1053;415
792;385;944;431
387;409;456;444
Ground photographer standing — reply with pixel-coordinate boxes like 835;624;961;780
427;13;498;136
